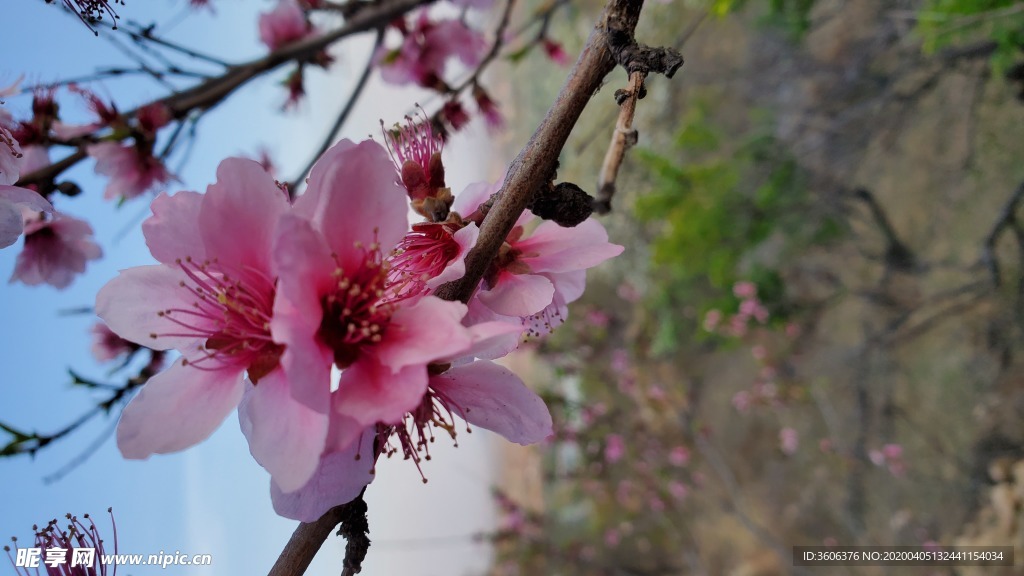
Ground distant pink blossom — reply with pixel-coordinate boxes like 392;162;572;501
668;480;688;501
376;11;486;88
91;321;138;362
259;0;316;51
669;445;690;467
604;434;625;463
732;390;752;413
87;142;174;201
604;528;620;547
617;281;642;302
751;344;767;360
779;427;799;455
703;308;721;331
10;212;101;289
584;309;610;328
733;281;756;299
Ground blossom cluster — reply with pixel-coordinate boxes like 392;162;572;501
2;82;179;288
95;125;621;521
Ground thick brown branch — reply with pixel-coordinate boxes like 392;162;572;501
433;0;645;304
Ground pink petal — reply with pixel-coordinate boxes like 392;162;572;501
451;180;493;216
516;218;623;273
0;128;22;185
0;186;51;248
432;361;552;444
547;269;586;304
271;215;336;411
442;320;522;364
477;271;554;317
295;139;408;270
239;369;329;493
0;185;53;213
372;296;472;371
336;358;427;426
271;429;375;522
0;200;22;249
95;265;206;351
117;355;245;458
142;191;207;265
424;223;478;289
200;157;289;272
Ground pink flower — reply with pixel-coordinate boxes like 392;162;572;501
604;434;625;463
669;445;690;467
96;158;302;483
10;212;101;289
702;309;721;331
668;480;688;501
376;12;486;88
261;140;548;519
90;321;138;362
259;0;315;51
87;142;174;201
733;281;756;299
452;176;623;334
779;427;799;455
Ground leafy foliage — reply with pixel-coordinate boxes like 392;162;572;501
916;0;1024;70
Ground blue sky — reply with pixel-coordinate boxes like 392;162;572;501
1;2;502;574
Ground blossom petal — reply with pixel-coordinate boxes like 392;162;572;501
270;429;375;522
516;218;623;273
441;320;522;365
295;139;408;267
0;185;53;214
142;191;207;265
0;184;51;250
372;296;472;372
432;360;552;445
117;355;244;458
271;215;337;411
336;358;427;427
477;271;554;317
200;157;288;272
425;223;478;289
239;369;329;493
0;200;23;249
95;265;204;351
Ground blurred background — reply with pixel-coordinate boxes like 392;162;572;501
489;1;1024;575
3;0;1024;575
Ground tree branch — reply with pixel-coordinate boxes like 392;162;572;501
433;0;646;305
17;0;434;189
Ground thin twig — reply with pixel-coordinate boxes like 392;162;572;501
433;0;646;305
288;28;385;194
594;69;642;214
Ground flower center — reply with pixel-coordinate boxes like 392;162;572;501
317;244;396;369
386;221;461;297
154;257;282;382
